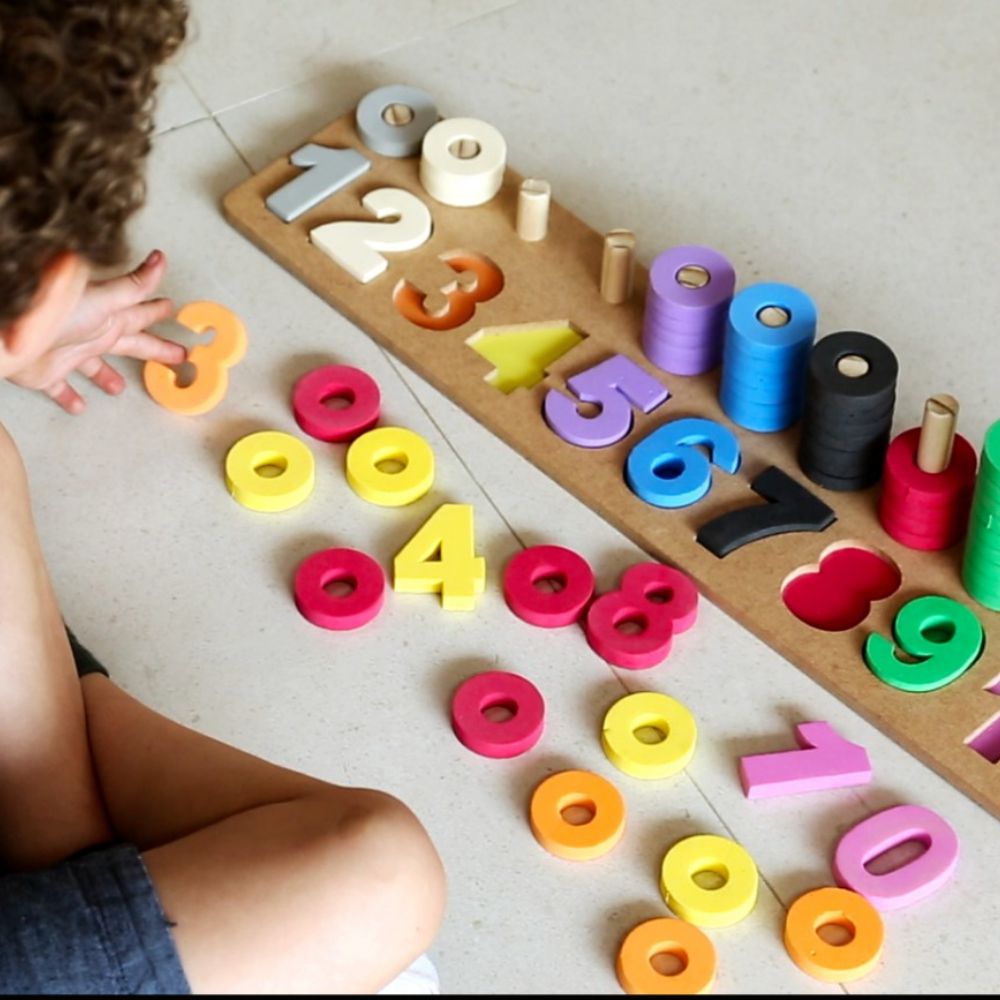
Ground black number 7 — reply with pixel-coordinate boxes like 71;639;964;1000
696;465;836;558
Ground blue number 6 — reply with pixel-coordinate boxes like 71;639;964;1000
626;417;741;508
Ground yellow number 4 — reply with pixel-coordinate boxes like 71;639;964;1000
394;503;486;611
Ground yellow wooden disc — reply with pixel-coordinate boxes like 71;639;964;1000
660;834;758;927
225;430;315;512
602;691;697;779
346;426;435;506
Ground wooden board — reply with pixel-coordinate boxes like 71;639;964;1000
222;108;1000;821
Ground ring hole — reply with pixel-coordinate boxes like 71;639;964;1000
615;614;647;636
532;573;567;594
174;360;198;388
675;265;710;289
816;917;856;947
837;354;870;378
921;617;957;645
652;456;685;481
692;865;728;891
644;586;673;605
560;798;596;826
320;390;355;411
253;454;288;479
757;305;791;328
449;137;481;160
481;697;518;724
375;455;408;475
633;724;668;745
381;102;414;126
323;576;357;599
650;948;688;976
863;835;929;876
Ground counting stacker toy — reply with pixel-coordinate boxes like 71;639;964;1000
222;85;1000;823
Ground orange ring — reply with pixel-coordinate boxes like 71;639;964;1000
616;917;716;995
784;886;884;983
528;769;625;861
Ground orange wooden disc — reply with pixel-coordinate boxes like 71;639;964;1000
784;886;884;983
528;769;625;860
616;917;716;995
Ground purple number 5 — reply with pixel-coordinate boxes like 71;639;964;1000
543;354;669;448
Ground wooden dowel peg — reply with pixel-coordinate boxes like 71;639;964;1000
600;229;635;304
916;394;959;474
516;178;551;242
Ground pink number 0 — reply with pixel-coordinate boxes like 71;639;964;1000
584;563;699;669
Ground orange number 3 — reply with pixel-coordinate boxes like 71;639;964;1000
144;300;248;415
393;251;504;331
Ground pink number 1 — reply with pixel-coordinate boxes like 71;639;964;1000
739;721;872;799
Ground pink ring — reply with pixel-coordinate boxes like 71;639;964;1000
293;547;385;630
292;364;381;442
451;670;545;758
503;545;596;627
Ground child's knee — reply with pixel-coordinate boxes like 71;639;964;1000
324;788;446;929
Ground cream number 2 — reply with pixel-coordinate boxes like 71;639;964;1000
310;187;432;283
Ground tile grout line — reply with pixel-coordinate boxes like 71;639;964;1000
382;351;635;699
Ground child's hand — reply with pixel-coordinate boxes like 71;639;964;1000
9;249;187;414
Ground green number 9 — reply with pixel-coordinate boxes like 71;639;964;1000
864;595;984;692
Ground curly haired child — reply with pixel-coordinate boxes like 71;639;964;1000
0;2;446;993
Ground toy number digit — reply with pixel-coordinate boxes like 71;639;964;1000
265;143;371;222
143;300;248;416
543;354;669;448
502;544;596;627
863;594;984;692
696;465;836;558
394;503;487;610
224;430;315;512
584;563;699;669
833;804;959;910
739;721;872;799
293;547;385;631
346;426;435;507
626;417;741;508
393;251;504;330
309;187;432;283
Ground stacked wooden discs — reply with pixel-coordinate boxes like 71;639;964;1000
962;419;1000;610
641;245;736;376
797;331;898;491
878;396;976;550
718;283;817;432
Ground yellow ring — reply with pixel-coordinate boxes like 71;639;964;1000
602;691;697;779
660;834;758;927
225;430;315;512
346;426;435;507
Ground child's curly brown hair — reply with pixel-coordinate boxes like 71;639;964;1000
0;1;188;328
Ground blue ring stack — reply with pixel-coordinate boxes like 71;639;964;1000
718;282;818;433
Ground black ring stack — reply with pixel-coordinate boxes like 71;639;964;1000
797;331;899;491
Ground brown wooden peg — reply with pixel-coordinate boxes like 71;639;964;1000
916;393;959;474
600;229;635;304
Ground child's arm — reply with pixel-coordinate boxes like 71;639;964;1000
7;249;186;415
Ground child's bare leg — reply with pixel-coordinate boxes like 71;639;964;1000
80;674;446;994
0;428;111;869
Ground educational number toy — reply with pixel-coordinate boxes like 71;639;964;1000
222;83;1000;831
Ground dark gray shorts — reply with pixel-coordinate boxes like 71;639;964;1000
0;842;190;994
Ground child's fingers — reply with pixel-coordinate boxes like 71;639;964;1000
78;356;126;396
93;250;170;312
47;379;86;415
112;329;186;365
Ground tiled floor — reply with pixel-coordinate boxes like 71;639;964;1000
5;1;1000;993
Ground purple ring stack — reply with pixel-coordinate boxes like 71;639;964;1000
641;245;736;376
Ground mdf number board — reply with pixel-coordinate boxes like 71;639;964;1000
222;92;1000;821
